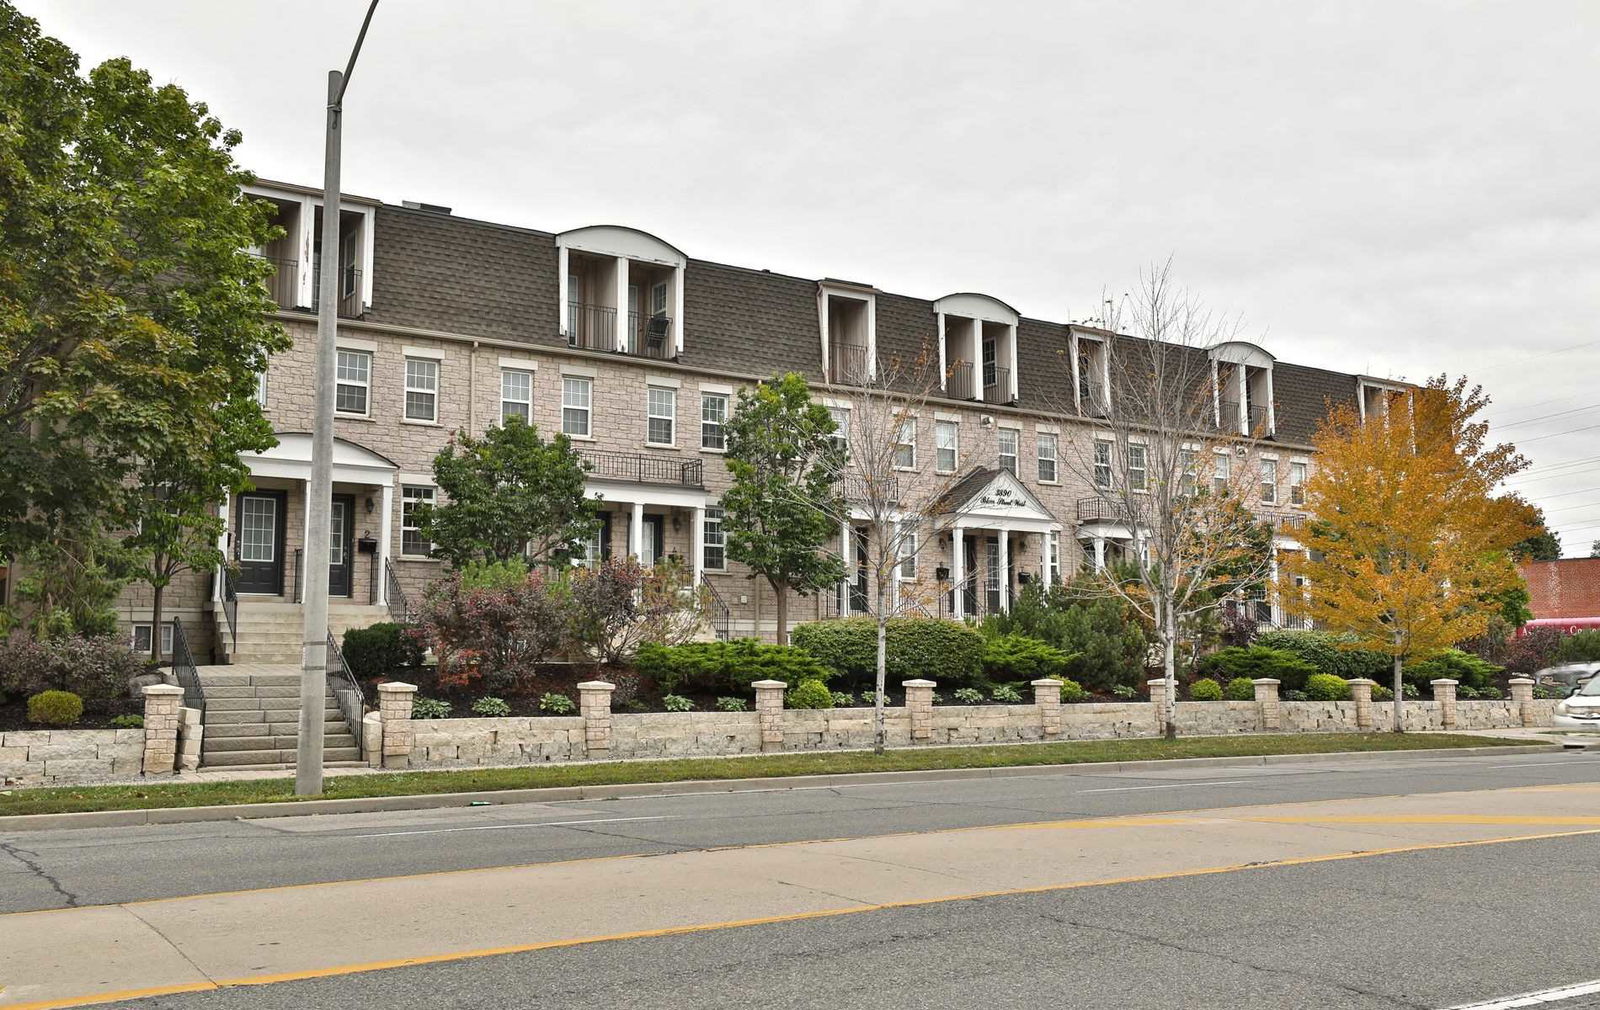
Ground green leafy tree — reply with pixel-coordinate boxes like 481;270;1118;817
1511;507;1560;562
419;416;597;566
721;373;846;645
0;5;287;581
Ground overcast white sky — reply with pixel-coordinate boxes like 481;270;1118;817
26;0;1600;556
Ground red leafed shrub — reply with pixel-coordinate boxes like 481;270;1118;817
416;562;566;691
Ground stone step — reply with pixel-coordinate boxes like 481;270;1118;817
204;717;347;736
197;672;306;688
205;707;340;725
197;760;369;773
206;696;339;713
204;732;358;753
200;684;308;699
201;746;361;767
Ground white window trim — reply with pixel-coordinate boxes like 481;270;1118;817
401;345;446;360
898;525;917;582
895;417;918;471
934;419;959;474
1092;438;1114;490
1288;458;1309;507
997;426;1020;474
1126;442;1149;495
497;355;539;371
562;374;594;440
700;391;729;454
403;356;440;424
400;484;436;558
646;385;677;448
334;347;372;418
1036;431;1059;484
702;507;727;572
500;366;534;423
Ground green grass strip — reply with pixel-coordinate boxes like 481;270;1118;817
0;733;1530;817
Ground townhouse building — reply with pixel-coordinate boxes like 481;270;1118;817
113;179;1414;662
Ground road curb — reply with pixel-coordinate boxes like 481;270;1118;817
0;742;1571;834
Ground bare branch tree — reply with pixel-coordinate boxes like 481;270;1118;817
1055;262;1278;737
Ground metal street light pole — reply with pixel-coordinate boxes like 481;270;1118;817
299;0;379;796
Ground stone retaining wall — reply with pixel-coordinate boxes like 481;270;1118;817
0;728;144;785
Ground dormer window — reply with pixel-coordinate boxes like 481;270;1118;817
1210;342;1276;437
1070;329;1111;416
244;180;375;318
1358;378;1411;425
819;282;877;385
934;294;1018;403
557;226;686;360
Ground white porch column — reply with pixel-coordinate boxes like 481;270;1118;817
950;525;965;619
302;478;314;599
630;502;645;562
1268;550;1281;626
997;525;1011;611
1093;535;1106;572
691;505;705;584
839;520;852;613
377;481;394;606
673;264;686;356
1041;530;1055;589
214;492;231;602
614;256;630;352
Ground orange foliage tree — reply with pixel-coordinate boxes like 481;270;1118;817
1283;376;1535;731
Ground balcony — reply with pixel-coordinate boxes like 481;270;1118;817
626;311;675;360
254;255;298;309
984;365;1012;404
1248;403;1271;436
310;263;363;318
579;449;703;489
830;342;870;385
567;301;615;352
1080;379;1109;416
838;472;900;504
1076;496;1144;525
946;360;977;400
1259;511;1306;534
1219;399;1240;431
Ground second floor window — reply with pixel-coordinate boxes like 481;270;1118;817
335;349;370;415
1093;439;1112;489
997;428;1018;474
501;368;532;423
1289;461;1307;505
562;376;591;437
254;369;269;408
1180;448;1198;496
405;357;438;422
935;420;958;472
1127;443;1148;492
701;393;727;451
828;406;851;454
1037;432;1057;483
1261;458;1278;504
647;386;676;445
895;419;916;469
898;522;917;580
703;507;726;570
1214;452;1231;494
401;485;434;556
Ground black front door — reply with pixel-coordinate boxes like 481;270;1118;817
328;494;355;597
641;514;666;566
235;491;287;595
963;535;980;617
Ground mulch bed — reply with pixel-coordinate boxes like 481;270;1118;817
0;696;143;733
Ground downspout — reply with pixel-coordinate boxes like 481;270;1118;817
468;341;478;436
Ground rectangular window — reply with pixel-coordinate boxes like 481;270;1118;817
650;281;668;317
562;376;592;437
700;392;728;451
1260;459;1278;504
1289;461;1307;505
335;349;370;415
898;522;917;580
935;420;958;473
571;519;604;568
255;369;269;408
895;419;916;469
828;406;850;452
404;357;438;422
1037;433;1058;483
1214;452;1231;494
703;507;726;571
997;428;1019;474
132;623;152;654
401;485;435;556
1093;439;1113;489
647;386;676;445
1127;443;1148;492
982;337;997;387
1048;531;1061;585
500;368;532;423
1180;448;1198;495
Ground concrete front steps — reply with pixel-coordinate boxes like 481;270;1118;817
217;601;391;664
197;665;364;770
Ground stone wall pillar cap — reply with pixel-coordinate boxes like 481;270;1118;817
750;680;788;689
1147;677;1173;685
1030;678;1064;687
141;684;184;696
1430;678;1460;686
576;680;617;691
377;681;418;694
1507;676;1535;684
1251;678;1282;685
902;679;937;688
1347;678;1376;685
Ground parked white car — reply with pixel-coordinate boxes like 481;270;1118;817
1552;673;1600;730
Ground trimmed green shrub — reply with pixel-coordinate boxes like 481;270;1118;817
1556;630;1600;663
342;623;425;681
662;694;694;712
1479;685;1504;700
861;690;886;707
1253;630;1390;684
28;690;83;726
790;617;985;689
538;693;575;715
1109;684;1137;700
1532;684;1564;700
1059;678;1088;703
990;684;1023;704
0;635;149;705
471;696;511;717
1402;682;1419;700
786;679;833;710
830;690;856;708
1197;647;1320;693
1223;677;1255;701
635;639;832;695
1305;674;1350;701
953;687;985;705
109;713;144;729
715;696;748;712
1405;650;1500;693
1282;689;1308;701
980;633;1076;684
411;697;451;719
983;582;1153;692
1372;683;1394;702
1189;678;1223;701
1456;684;1480;700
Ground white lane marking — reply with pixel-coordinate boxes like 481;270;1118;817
1440;977;1600;1009
1077;780;1254;794
346;815;673;838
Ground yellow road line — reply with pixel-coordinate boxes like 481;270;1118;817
1251;815;1600;825
7;825;1599;1010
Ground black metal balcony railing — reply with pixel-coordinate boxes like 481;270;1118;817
1219;399;1241;430
837;472;900;504
1079;379;1109;416
253;254;298;309
1260;511;1306;533
567;301;616;351
945;360;977;400
310;263;363;318
1076;496;1146;525
580;449;704;489
984;365;1013;403
627;311;675;360
1248;403;1270;435
830;342;870;384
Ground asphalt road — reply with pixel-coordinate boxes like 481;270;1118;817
3;749;1598;914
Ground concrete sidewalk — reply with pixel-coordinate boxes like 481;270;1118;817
4;781;1599;1009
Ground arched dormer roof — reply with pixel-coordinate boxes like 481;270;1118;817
933;292;1019;326
556;225;686;268
1210;340;1275;368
